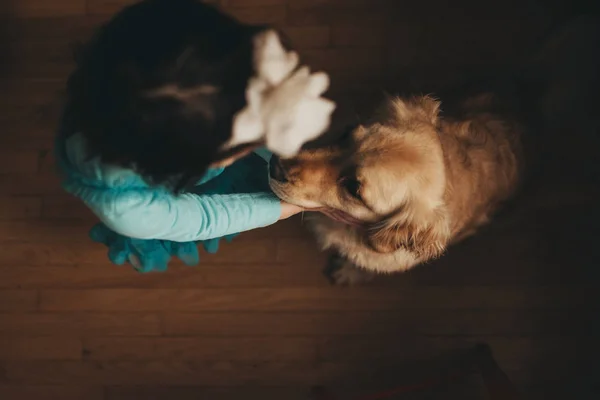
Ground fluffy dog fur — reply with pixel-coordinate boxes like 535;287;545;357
269;16;599;285
269;88;530;285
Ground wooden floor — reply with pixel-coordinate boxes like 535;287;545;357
1;1;599;400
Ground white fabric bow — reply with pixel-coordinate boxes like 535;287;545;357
226;30;336;157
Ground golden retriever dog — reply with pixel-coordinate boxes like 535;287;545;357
269;86;530;285
269;16;600;286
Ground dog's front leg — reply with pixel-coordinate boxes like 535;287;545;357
323;253;374;286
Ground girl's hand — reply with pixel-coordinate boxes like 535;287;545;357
279;202;304;220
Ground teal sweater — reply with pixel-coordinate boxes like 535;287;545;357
56;132;281;271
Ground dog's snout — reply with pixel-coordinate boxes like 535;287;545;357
269;155;288;182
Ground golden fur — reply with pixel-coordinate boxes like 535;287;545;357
269;91;527;284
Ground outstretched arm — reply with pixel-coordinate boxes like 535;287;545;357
87;189;282;242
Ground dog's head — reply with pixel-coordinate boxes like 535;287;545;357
269;96;451;258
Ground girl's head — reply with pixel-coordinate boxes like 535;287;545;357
66;0;283;190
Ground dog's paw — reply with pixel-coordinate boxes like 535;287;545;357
331;264;373;286
323;255;374;286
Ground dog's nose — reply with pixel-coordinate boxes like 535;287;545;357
269;155;288;182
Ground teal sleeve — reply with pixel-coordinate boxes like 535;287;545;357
92;190;281;242
253;148;273;163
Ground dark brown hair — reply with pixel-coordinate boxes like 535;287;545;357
65;0;268;191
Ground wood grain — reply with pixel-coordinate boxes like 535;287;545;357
0;313;161;336
0;151;40;173
0;0;86;18
86;0;141;15
38;286;591;311
0;174;62;196
0;196;42;219
104;386;312;400
0;386;103;400
281;25;330;48
223;5;287;25
0;264;329;288
0;290;38;312
162;310;593;336
82;337;317;361
0;360;338;385
0;337;82;360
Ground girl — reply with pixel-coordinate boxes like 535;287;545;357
55;0;334;272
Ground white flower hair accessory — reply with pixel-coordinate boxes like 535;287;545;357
224;29;336;157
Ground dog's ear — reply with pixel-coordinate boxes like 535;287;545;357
389;95;440;125
414;95;441;125
366;203;450;259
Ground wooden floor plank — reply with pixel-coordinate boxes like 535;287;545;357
162;310;593;336
3;255;587;289
0;16;101;39
315;336;596;364
0;385;103;400
104;386;313;400
0;151;40;174
0;359;546;388
0;242;110;266
0;313;161;336
0;264;329;289
0;135;55;151
77;335;595;371
0;227;277;261
41;195;96;220
0;174;63;196
0;196;42;219
0;80;65;109
0;0;86;18
2;60;73;81
0;337;82;360
0;290;38;312
87;0;152;16
0;360;329;385
82;337;317;361
0;260;435;288
38;287;594;312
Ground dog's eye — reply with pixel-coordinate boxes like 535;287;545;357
340;176;362;200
